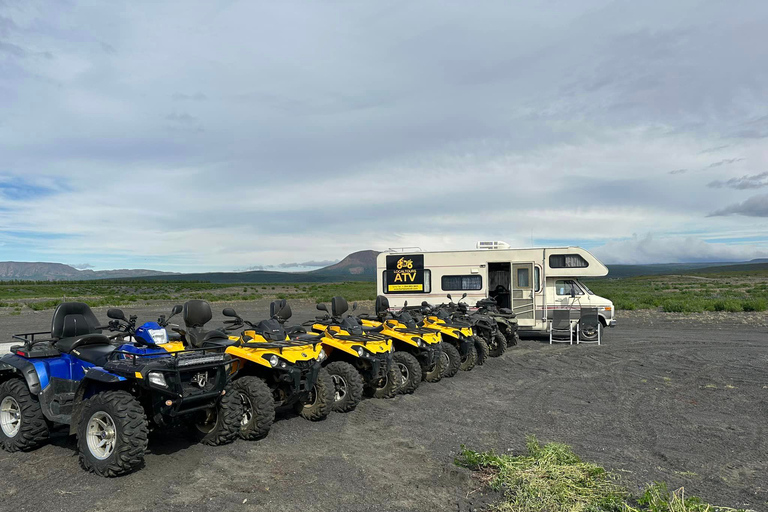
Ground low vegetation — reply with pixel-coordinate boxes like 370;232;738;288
0;281;376;311
457;436;749;512
586;271;768;313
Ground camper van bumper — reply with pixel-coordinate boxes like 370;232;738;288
608;319;617;328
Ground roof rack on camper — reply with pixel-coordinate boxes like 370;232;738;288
387;247;423;253
476;241;510;250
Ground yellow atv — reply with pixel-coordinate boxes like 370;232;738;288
403;301;478;376
163;300;333;441
357;295;446;393
297;297;401;412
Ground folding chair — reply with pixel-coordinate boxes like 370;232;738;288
577;307;601;345
549;309;573;344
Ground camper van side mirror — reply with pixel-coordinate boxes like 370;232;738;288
316;304;328;312
570;288;576;298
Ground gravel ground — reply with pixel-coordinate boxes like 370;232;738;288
0;304;766;512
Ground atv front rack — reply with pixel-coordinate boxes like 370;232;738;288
108;346;227;368
321;328;390;344
238;338;323;352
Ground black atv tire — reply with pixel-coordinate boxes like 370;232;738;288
190;385;243;446
488;331;507;357
234;376;275;440
325;361;363;413
368;363;402;399
295;368;333;421
474;336;489;366
422;349;445;383
459;343;478;371
393;351;421;394
0;378;49;452
77;390;148;477
441;343;461;378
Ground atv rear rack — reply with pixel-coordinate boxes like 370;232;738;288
322;329;390;344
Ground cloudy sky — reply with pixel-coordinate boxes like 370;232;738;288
1;0;768;271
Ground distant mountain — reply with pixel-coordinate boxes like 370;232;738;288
605;261;767;278
137;251;381;283
0;261;175;281
309;250;379;278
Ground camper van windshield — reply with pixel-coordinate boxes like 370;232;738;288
577;280;593;295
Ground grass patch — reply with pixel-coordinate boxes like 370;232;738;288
456;436;749;512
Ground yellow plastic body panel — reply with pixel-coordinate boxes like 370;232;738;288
311;323;392;358
359;318;441;345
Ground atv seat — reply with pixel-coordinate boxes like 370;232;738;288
71;344;117;367
51;302;114;355
183;300;234;348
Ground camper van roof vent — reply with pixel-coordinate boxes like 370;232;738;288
387;246;423;253
476;241;510;250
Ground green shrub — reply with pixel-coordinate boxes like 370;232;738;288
742;299;767;312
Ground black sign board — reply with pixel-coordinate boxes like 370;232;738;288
385;254;425;293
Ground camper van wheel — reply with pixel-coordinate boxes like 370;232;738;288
440;343;461;378
459;344;477;371
488;332;507;358
579;323;599;342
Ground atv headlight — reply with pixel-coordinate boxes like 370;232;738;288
317;349;327;362
268;355;279;367
355;346;365;357
148;329;168;345
415;338;426;348
148;371;167;388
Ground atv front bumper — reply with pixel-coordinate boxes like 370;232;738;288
273;361;322;405
357;353;392;382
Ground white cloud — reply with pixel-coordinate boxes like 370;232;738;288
592;234;768;264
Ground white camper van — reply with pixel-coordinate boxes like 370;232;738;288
376;242;616;335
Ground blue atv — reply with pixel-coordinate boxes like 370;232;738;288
0;302;242;477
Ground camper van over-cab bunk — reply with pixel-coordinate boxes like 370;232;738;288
376;242;616;338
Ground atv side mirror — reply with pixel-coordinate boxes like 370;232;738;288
421;301;429;307
222;308;239;318
107;308;126;321
403;300;408;307
447;294;452;300
316;303;328;312
461;292;467;299
171;305;183;316
352;302;358;311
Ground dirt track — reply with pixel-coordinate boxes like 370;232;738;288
0;306;766;511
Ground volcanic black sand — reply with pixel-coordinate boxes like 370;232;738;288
0;305;766;511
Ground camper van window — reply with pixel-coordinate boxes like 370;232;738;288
534;267;541;292
578;280;593;294
441;275;482;291
555;280;584;296
516;268;530;288
549;254;589;268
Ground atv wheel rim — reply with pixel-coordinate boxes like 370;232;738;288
440;352;450;368
86;411;117;460
331;375;347;402
397;363;409;385
0;396;21;437
239;393;253;427
195;409;217;434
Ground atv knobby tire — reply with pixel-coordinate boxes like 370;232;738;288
440;343;461;378
474;336;489;366
77;390;148;477
459;343;478;371
296;367;333;421
325;361;363;413
368;363;402;399
422;349;445;383
488;331;507;357
190;385;242;446
506;332;519;347
393;351;421;395
0;378;49;452
234;376;275;440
